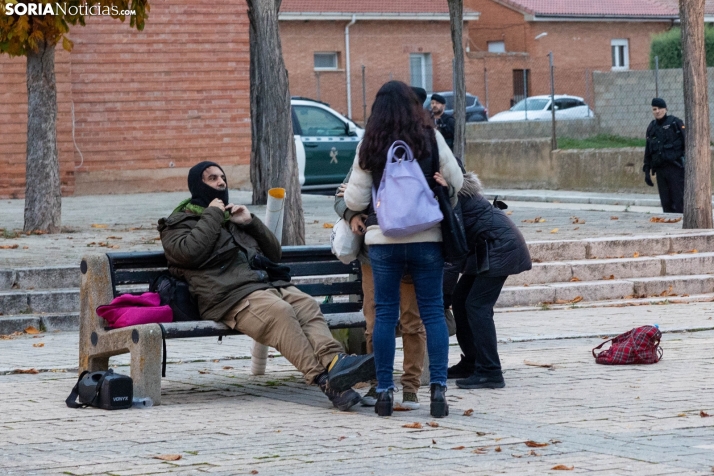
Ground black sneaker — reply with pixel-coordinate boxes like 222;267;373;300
447;355;475;379
326;353;376;392
316;374;361;411
455;374;505;389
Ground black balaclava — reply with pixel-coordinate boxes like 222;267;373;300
187;161;229;208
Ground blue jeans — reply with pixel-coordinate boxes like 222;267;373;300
368;242;448;391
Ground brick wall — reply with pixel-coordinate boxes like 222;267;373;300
0;0;251;198
281;19;464;124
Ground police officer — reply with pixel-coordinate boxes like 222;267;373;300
644;98;686;213
430;93;455;151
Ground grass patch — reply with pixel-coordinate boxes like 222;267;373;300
558;134;646;150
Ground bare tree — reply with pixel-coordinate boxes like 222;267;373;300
247;0;305;245
680;0;713;228
448;0;466;159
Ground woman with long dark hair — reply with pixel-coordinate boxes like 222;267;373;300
344;81;463;417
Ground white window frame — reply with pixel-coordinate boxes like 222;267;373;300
487;41;506;53
409;53;433;93
314;52;338;71
611;39;629;71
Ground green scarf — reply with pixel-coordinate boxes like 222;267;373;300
174;198;230;223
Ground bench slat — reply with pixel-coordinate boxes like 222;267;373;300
288;261;358;277
320;302;362;314
294;281;362;297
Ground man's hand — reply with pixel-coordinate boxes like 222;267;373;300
644;167;654;187
433;172;447;187
226;204;253;225
349;214;367;235
208;198;225;211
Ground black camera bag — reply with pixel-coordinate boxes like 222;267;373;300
66;369;133;410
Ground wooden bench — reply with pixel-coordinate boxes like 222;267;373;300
79;246;365;405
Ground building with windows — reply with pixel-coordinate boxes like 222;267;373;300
279;0;480;124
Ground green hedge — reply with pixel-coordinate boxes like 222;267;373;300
650;27;714;68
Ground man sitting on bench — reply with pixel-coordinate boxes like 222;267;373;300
157;161;375;411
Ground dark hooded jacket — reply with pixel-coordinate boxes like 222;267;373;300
157;206;289;322
458;173;531;277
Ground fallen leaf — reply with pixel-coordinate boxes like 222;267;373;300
323;223;334;229
528;450;541;456
250;471;259;475
393;404;411;411
701;410;711;417
633;252;640;258
678;413;687;417
451;446;466;450
153;454;182;461
551;465;574;471
91;224;109;228
32;343;44;348
198;370;209;374
539;218;546;223
24;326;40;334
550;228;559;234
524;440;549;448
12;368;39;374
524;360;553;368
432;439;437;444
476;431;488;436
506;211;513;215
463;409;474;416
402;422;422;429
472;448;488;454
570;277;581;282
22;246;29;249
550;439;562;444
511;453;523;458
337;436;346;441
0;244;19;249
495;446;502;452
573;227;579;230
570;217;585;224
610;216;619;220
603;275;615;280
107;236;123;240
689;249;699;253
426;421;439;428
650;216;682;224
522;216;543;224
222;366;233;370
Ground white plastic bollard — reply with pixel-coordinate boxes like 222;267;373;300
251;188;286;376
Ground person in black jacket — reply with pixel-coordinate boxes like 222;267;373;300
644;98;686;213
431;93;455;151
447;172;532;389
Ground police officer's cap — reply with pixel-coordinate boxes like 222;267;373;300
651;98;667;109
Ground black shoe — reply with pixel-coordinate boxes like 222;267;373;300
316;373;361;411
430;384;449;418
375;389;394;417
447;355;475;379
455;373;505;389
327;353;376;392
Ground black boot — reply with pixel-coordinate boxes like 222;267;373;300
447;355;475;379
430;384;449;418
316;373;361;411
375;389;394;417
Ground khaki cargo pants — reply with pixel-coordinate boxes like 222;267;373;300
223;286;344;384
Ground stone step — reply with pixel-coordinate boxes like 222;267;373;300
0;288;80;315
0;266;79;290
507;251;714;286
0;312;79;335
497;274;714;308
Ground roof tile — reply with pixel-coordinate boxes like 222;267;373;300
497;0;678;17
281;0;453;14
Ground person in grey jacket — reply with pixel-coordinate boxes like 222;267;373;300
447;172;532;389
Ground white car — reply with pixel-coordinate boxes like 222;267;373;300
291;97;364;192
489;95;594;122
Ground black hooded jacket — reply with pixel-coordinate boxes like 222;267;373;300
458;173;532;277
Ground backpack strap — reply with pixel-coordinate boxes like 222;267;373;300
89;369;114;407
65;370;91;409
158;323;168;378
591;338;613;358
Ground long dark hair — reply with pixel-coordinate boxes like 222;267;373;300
359;81;434;173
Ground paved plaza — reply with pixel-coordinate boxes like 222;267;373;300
2;301;714;475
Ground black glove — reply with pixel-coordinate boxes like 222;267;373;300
644;167;654;187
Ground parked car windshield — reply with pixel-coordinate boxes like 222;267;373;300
511;98;549;112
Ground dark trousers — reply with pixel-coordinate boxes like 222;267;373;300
451;274;507;378
655;163;685;213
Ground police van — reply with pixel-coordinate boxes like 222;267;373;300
291;97;363;192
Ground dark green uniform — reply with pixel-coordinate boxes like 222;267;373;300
644;114;685;213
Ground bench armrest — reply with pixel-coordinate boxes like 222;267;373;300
79;253;115;369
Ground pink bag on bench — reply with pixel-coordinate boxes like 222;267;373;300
97;292;173;328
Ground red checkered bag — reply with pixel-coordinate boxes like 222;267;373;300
592;325;663;365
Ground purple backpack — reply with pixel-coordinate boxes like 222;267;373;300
372;140;443;237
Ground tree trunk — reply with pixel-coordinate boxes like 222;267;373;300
681;0;713;229
24;39;61;233
448;0;466;159
247;0;305;245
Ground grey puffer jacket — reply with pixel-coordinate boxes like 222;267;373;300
458;173;531;277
